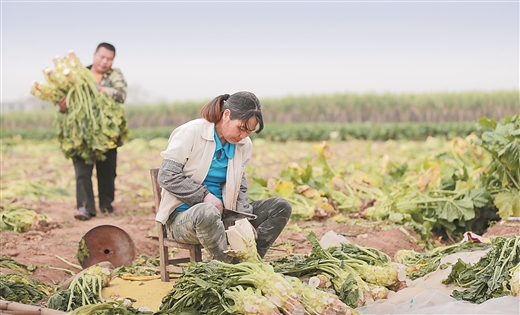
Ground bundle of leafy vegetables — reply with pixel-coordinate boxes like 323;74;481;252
158;258;353;315
271;232;403;308
47;265;111;312
0;256;35;274
271;250;368;308
442;236;520;304
30;51;128;164
2;179;71;200
0;273;54;304
65;298;153;315
473;114;520;220
0;201;52;233
328;242;393;266
394;241;492;280
112;254;161;278
327;242;404;287
157;261;231;314
158;260;291;315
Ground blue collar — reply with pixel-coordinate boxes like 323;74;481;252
214;126;235;159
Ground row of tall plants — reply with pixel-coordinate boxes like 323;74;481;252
3;122;480;142
2;90;518;130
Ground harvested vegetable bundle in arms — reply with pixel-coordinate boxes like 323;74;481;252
31;51;128;164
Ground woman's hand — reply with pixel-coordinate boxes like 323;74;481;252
203;193;224;213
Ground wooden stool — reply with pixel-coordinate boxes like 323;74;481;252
150;168;202;282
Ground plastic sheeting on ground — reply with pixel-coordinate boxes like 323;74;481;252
356;290;519;315
356;249;520;314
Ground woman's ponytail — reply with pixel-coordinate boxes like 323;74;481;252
200;94;229;123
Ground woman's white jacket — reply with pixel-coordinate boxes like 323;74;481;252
155;119;252;224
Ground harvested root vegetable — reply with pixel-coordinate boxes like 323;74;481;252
223;286;282;315
308;274;332;289
225;218;261;263
286;276;356;315
510;263;520;296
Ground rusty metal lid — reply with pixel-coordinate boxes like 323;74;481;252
79;225;136;269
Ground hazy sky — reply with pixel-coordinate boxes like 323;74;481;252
1;0;519;104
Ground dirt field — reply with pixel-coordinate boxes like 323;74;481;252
2;193;517;287
1;139;518;288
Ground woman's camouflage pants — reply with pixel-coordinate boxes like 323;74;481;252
166;197;292;262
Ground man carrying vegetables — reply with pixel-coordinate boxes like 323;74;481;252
156;92;292;262
57;42;127;221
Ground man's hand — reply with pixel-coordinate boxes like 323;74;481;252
203;193;224;213
96;85;105;93
57;97;67;113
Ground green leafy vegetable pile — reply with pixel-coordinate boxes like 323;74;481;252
474;114;520;220
112;254;162;278
271;232;404;308
443;235;520;304
65;298;153;315
0;201;52;233
157;258;355;315
394;241;491;280
0;256;35;274
0;273;54;304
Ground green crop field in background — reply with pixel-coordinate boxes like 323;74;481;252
2;90;518;141
2;122;480;142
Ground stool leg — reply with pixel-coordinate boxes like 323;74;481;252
159;244;170;282
157;221;171;282
191;245;202;262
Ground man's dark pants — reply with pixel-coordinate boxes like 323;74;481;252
73;148;117;216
